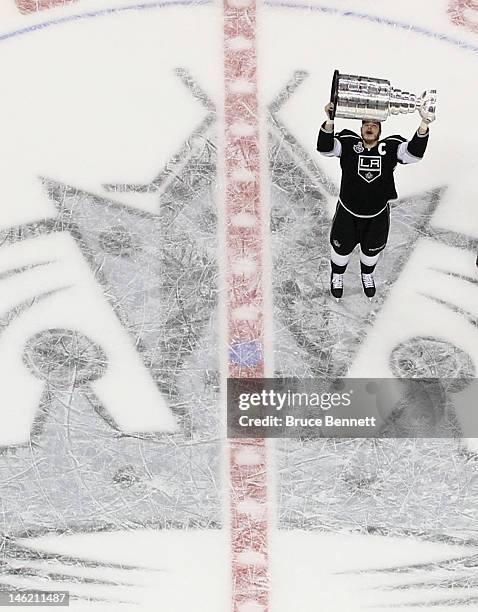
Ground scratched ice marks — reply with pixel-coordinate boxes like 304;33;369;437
2;0;478;605
0;68;220;598
271;73;478;607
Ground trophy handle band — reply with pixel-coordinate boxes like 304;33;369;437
329;69;340;120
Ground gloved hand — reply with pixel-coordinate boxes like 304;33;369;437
324;102;334;120
419;90;437;124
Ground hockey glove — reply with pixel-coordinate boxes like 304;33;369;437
419;90;437;124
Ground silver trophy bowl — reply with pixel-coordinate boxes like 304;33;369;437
330;70;437;121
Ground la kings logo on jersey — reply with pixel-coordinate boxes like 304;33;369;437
358;155;381;183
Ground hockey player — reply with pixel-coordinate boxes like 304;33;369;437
317;101;435;299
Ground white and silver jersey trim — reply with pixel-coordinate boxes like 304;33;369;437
319;131;342;157
397;141;422;164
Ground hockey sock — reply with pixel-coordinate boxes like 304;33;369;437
360;251;380;274
331;247;352;274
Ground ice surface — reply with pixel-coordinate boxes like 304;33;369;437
0;0;478;610
266;3;478;609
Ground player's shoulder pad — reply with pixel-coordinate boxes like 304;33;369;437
336;129;360;139
382;134;407;144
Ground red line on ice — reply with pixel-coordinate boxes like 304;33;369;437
448;0;478;33
16;0;78;14
224;0;269;610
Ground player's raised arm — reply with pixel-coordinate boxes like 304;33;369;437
317;102;342;157
397;96;435;164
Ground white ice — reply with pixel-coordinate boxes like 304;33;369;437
0;0;477;610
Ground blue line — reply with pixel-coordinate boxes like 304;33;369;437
265;1;478;55
0;0;210;43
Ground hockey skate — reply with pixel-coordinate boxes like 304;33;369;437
361;272;376;299
330;272;343;300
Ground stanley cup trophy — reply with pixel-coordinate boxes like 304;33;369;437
329;69;437;122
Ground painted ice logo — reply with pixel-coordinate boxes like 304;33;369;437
0;66;221;605
270;8;478;610
0;0;223;595
0;71;222;608
358;155;381;183
2;2;478;609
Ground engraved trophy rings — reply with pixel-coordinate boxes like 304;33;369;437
329;69;437;122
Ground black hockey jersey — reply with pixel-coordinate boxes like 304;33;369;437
317;125;429;217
